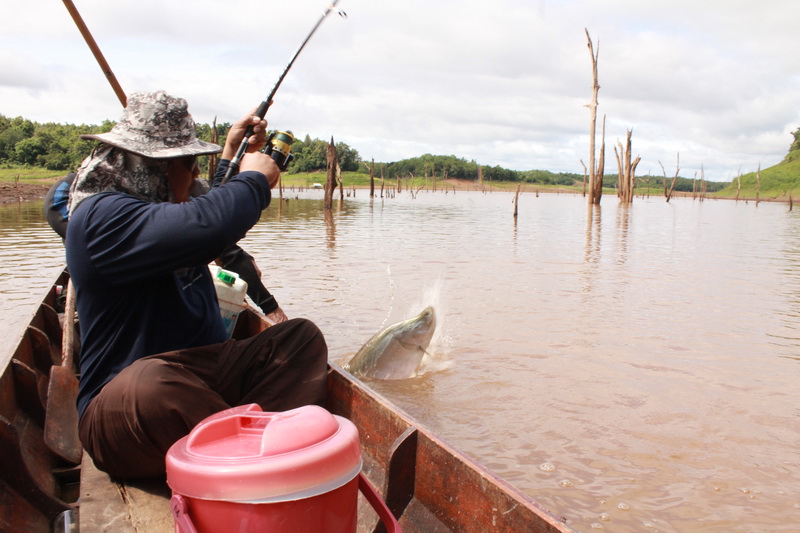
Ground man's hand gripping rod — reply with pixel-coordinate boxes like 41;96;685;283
222;1;345;183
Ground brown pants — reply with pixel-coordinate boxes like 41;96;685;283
79;318;328;478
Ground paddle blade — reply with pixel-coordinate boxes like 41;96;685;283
44;366;82;464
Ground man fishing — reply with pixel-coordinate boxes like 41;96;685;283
66;90;328;478
44;160;289;323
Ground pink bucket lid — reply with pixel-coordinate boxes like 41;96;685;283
166;404;361;502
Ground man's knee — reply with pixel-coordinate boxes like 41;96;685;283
286;318;328;356
82;357;229;477
135;357;211;397
96;357;226;437
125;357;182;396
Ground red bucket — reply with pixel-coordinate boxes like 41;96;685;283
166;404;399;533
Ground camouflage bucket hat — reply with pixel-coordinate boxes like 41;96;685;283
80;90;221;159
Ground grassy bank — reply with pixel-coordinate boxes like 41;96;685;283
716;152;800;201
0;168;65;184
278;171;590;194
278;171;476;191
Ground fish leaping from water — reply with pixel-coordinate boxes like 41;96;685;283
345;307;436;380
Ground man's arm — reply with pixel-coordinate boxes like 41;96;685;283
44;173;76;240
77;171;271;284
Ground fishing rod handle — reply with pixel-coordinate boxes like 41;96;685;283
222;140;249;182
254;99;271;120
222;99;273;182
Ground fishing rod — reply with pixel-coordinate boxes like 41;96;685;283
61;0;127;107
222;0;347;183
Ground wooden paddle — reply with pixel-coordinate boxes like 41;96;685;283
61;0;127;107
44;279;82;464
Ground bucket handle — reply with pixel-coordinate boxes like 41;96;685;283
171;493;198;533
358;472;402;533
170;473;402;533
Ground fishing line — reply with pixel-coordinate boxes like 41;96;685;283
222;0;348;182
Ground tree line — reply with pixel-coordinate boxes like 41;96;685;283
0;114;364;175
0;113;726;191
0;115;113;171
365;154;725;191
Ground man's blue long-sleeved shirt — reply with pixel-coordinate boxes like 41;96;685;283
66;167;271;418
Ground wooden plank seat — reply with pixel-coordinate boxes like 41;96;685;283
79;453;172;533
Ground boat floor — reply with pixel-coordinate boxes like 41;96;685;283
79;454;171;532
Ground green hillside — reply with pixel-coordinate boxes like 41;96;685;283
717;130;800;200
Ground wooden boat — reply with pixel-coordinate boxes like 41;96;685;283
1;268;573;532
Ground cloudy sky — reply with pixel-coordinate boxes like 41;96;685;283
3;0;799;181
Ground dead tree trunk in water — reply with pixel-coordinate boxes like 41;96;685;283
513;184;522;218
594;115;607;204
614;145;625;201
585;29;605;206
324;137;338;210
580;160;588;197
661;153;680;202
368;159;375;198
735;168;742;202
338;159;344;203
756;163;762;206
614;129;641;204
699;164;706;202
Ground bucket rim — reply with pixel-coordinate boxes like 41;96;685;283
173;461;362;504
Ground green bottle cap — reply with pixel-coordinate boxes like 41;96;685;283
216;269;236;285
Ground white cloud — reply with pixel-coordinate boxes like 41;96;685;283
2;0;799;180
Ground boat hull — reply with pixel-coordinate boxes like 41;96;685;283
0;268;573;532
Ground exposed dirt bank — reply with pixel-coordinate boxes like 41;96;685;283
0;180;56;204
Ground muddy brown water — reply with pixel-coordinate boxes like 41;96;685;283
2;191;799;532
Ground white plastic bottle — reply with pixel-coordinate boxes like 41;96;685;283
208;265;248;339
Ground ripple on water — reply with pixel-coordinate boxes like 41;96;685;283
3;194;800;532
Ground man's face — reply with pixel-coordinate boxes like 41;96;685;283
166;156;199;203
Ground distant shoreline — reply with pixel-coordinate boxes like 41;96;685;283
0;176;790;206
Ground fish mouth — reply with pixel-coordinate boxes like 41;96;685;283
407;307;436;345
419;306;435;320
416;307;436;329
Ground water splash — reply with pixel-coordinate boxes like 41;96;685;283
407;275;453;375
382;263;396;330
